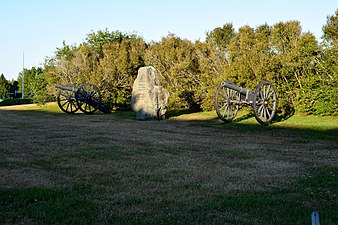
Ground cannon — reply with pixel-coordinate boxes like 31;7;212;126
55;83;110;114
215;81;277;125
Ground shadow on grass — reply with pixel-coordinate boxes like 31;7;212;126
233;111;255;123
166;109;202;118
1;103;337;141
167;109;338;141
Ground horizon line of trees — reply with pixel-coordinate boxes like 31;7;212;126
1;9;337;116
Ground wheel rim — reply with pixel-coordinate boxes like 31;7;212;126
253;81;277;125
57;85;78;114
215;83;239;122
75;83;101;114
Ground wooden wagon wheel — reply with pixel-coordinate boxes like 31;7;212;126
57;84;78;114
75;83;101;114
253;81;277;125
215;82;240;122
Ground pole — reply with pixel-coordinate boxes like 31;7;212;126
311;211;320;225
22;51;24;99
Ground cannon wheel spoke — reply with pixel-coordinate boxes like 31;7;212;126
215;82;239;123
253;81;277;125
57;84;78;114
75;83;101;114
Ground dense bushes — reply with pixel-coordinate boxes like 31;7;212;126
44;30;146;110
0;98;33;106
39;10;337;116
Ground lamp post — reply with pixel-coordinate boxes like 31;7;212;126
22;51;24;99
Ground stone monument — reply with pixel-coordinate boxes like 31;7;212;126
131;66;169;120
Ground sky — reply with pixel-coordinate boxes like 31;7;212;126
0;0;337;80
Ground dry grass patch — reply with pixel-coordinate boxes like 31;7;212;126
0;104;337;224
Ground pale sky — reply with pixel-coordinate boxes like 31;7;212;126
0;0;337;80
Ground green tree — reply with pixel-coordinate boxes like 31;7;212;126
145;34;202;109
206;23;235;53
41;19;337;115
8;80;19;97
200;23;237;111
31;71;52;104
0;74;10;98
279;10;337;115
322;9;338;77
95;37;146;109
44;29;146;110
300;9;338;115
322;9;338;45
268;21;319;115
86;29;124;58
56;41;77;61
193;41;230;111
18;67;44;98
210;21;321;116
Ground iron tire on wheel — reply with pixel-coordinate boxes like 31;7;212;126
57;84;78;114
253;81;277;125
215;82;240;122
75;83;101;114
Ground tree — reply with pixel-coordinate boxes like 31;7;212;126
31;72;52;104
290;9;338;115
193;40;226;111
322;9;338;45
44;29;146;110
303;9;338;115
0;74;10;98
268;21;320;115
8;80;19;98
96;37;146;109
17;67;44;98
145;34;202;109
86;29;124;58
41;21;337;115
206;23;235;53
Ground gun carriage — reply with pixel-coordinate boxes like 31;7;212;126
215;81;277;125
55;83;110;114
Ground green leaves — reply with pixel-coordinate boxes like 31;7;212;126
38;10;337;115
322;9;338;44
208;18;336;116
145;34;203;109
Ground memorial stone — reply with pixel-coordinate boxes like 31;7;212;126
131;66;169;120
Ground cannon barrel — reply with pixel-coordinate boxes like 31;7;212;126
222;81;251;95
55;84;78;92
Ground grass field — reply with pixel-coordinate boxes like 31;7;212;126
0;103;337;225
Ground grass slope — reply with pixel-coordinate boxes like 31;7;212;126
0;103;337;224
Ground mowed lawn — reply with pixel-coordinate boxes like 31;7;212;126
0;103;337;225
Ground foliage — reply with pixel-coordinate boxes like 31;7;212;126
43;30;146;110
7;9;337;115
95;36;146;110
294;9;338;115
0;75;20;99
322;9;338;45
145;34;204;109
30;72;54;104
206;19;336;116
0;74;10;98
0;98;33;106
